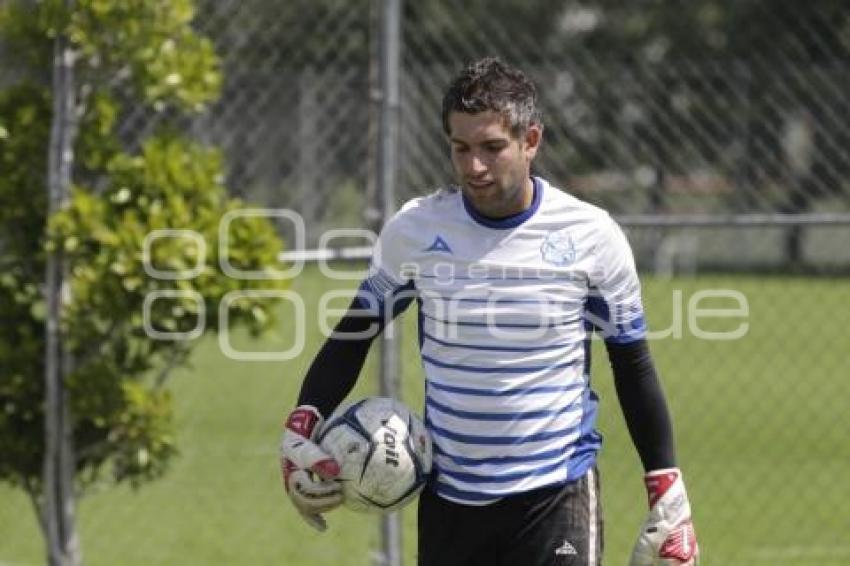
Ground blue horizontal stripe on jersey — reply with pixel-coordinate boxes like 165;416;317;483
605;316;648;344
436;456;568;484
433;482;526;503
422;330;571;352
604;329;646;344
434;483;501;503
422;353;580;374
421;311;581;328
363;268;401;299
433;442;568;466
419;273;576;282
426;419;580;445
426;396;580;421
583;294;647;343
427;379;583;397
428;294;575;305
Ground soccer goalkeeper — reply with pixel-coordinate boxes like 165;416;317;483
280;57;699;566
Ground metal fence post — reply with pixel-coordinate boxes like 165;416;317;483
377;0;403;565
45;1;81;564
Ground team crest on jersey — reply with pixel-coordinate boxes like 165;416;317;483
541;229;576;266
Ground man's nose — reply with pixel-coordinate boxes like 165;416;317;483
467;152;487;175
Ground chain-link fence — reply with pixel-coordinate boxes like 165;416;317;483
1;1;849;565
182;1;850;254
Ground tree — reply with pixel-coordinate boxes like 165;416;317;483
0;1;287;563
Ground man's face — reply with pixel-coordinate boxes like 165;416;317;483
448;110;541;218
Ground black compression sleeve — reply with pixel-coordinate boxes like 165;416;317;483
296;299;382;418
606;338;677;471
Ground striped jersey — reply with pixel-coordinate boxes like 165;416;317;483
359;176;647;505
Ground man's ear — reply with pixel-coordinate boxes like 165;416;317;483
524;123;543;159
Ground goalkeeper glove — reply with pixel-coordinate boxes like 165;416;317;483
629;468;699;565
280;405;342;532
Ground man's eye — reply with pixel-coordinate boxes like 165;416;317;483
485;144;505;153
453;146;469;154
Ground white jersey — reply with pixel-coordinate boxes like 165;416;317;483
360;177;646;505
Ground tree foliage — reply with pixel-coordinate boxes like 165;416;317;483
0;0;285;500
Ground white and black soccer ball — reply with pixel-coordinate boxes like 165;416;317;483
317;397;432;513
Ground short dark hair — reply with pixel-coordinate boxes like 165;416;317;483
441;57;542;138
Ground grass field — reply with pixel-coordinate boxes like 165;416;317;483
1;265;848;565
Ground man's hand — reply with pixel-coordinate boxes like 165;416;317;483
629;468;699;565
280;405;342;532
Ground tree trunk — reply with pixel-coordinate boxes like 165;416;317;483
44;1;81;564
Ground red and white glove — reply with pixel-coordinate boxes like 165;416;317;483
629;468;699;565
279;405;342;532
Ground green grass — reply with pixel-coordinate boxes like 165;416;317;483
1;267;848;565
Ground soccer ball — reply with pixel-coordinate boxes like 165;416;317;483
317;397;432;513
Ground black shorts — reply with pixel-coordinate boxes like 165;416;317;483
417;467;603;566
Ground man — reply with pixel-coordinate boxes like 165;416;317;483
281;57;699;566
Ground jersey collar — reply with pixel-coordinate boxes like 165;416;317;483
461;176;543;229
